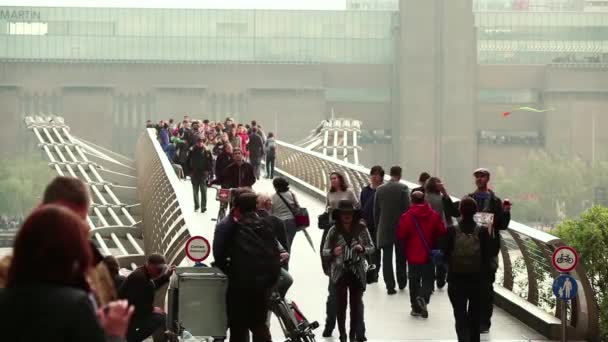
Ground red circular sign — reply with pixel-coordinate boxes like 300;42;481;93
552;246;579;273
185;236;211;262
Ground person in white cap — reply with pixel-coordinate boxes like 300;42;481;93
439;167;511;334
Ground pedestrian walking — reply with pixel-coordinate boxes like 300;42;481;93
188;137;213;213
441;168;511;333
396;191;446;318
265;132;277;179
359;165;384;283
444;197;497;342
322;200;374;342
321;172;359;338
374;166;410;295
271;177;299;253
248;127;265;180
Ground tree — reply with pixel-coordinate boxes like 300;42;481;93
0;155;55;218
494;151;608;226
554;206;608;340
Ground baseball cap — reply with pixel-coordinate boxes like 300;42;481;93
473;168;490;176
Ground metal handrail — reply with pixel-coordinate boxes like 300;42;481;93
273;139;599;341
25;115;145;269
135;128;199;266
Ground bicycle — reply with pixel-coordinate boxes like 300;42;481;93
212;186;234;222
269;288;318;342
557;253;574;264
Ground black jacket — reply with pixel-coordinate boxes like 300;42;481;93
0;284;106;341
188;146;213;175
215;152;233;180
257;209;288;253
119;266;170;319
247;133;265;160
212;161;256;189
442;220;499;282
443;190;510;257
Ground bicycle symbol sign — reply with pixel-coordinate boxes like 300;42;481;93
552;246;579;273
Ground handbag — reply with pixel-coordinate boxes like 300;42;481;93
318;212;331;230
277;192;310;229
411;216;444;266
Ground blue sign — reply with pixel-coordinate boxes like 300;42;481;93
553;274;578;301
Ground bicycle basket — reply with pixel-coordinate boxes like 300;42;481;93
217;189;232;203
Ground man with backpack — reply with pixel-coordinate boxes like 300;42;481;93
265;133;277;179
219;192;281;342
443;197;498;342
441;168;511;333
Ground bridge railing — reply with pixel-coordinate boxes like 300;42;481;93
274;139;599;341
135;128;196;266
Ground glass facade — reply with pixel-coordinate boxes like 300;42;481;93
476;11;608;63
478;88;541;103
0;7;396;64
0;5;606;65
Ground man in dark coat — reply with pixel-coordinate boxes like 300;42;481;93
441;167;511;334
119;254;176;342
374;166;410;295
188;137;213;212
360;165;384;283
211;148;256;189
247;127;265;180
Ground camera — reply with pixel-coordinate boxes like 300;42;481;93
342;241;362;267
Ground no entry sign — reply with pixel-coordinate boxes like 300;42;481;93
185;236;210;262
552;246;579;273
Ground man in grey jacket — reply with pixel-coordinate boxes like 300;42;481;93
374;166;410;295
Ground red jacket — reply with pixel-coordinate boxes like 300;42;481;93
396;203;447;265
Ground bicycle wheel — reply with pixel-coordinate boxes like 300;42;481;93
217;202;227;221
299;334;316;342
273;299;299;340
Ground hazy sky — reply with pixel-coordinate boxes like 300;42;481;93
0;0;347;10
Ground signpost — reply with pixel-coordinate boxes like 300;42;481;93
185;236;210;263
552;246;578;273
552;246;580;342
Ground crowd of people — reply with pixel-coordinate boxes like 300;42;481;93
204;156;512;342
0;215;22;230
147;117;278;213
0;112;512;342
314;166;511;342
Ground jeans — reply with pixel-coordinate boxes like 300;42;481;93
324;278;337;332
227;287;272;342
335;272;364;340
435;264;447;288
126;312;166;342
251;158;262;180
381;243;408;290
284;218;298;253
408;263;435;311
191;172;209;210
448;278;482;342
275;268;293;299
480;269;496;330
266;156;275;178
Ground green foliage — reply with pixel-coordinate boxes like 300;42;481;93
494;151;608;225
0;155;55;217
555;206;608;340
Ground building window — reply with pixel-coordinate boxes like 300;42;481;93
478;130;544;145
478;89;540;104
216;23;248;37
7;22;47;35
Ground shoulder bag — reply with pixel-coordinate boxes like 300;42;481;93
277;191;310;229
411;216;444;266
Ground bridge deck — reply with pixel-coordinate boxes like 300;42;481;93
178;178;546;341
